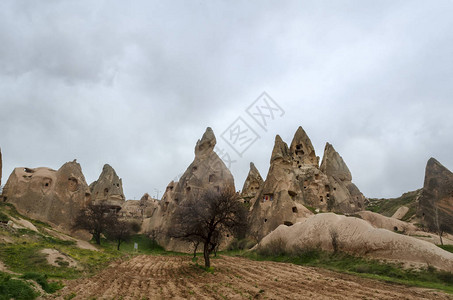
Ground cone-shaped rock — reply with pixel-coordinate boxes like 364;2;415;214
320;143;365;212
2;160;91;232
144;127;235;251
241;162;264;202
90;164;125;209
417;158;453;234
271;135;291;163
249;127;364;240
289;126;318;166
320;143;352;181
195;127;216;157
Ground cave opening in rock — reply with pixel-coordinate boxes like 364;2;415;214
393;226;398;232
284;221;293;226
292;206;298;213
104;188;109;196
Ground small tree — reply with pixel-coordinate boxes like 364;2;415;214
169;188;247;268
72;204;117;245
106;220;137;250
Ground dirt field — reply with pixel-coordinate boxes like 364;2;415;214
51;255;452;300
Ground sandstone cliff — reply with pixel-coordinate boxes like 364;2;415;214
417;158;453;234
2;160;91;232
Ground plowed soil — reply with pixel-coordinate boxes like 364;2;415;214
52;255;452;300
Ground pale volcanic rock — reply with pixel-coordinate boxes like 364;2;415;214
417;158;453;233
249;130;326;240
392;206;410;220
320;143;365;212
257;213;453;272
146;127;235;251
249;127;366;240
356;211;417;233
289;126;318;166
241;162;263;203
120;193;159;221
2;160;91;232
90;164;125;209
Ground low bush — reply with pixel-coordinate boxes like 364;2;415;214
21;272;63;293
0;272;38;300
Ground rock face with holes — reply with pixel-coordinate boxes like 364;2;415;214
417;158;453;234
120;193;160;229
145;127;235;251
248;126;365;240
1;160;91;232
320;143;365;212
241;162;264;205
89;164;125;210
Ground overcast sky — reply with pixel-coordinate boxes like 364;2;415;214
1;1;452;199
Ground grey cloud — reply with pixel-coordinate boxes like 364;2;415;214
1;0;452;199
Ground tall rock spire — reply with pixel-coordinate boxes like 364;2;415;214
241;162;264;201
289;126;318;166
195;127;216;157
90;164;125;209
271;135;291;163
417;157;453;234
320;143;352;181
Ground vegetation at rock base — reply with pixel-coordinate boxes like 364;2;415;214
169;188;248;268
366;190;420;220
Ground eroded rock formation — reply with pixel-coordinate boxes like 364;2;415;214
256;213;453;272
2;160;91;232
145;127;236;251
248;126;365;240
241;162;263;204
90;164;125;210
417;158;453;234
320;143;365;212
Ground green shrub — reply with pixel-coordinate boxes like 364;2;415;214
21;273;63;293
0;272;38;300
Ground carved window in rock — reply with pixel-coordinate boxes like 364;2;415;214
292;206;298;213
104;188;109;197
263;194;273;202
284;221;293;226
42;178;52;189
295;145;304;155
209;174;215;183
68;177;79;192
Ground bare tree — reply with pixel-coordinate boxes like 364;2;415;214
106;220;138;250
72;204;117;245
169;188;247;268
